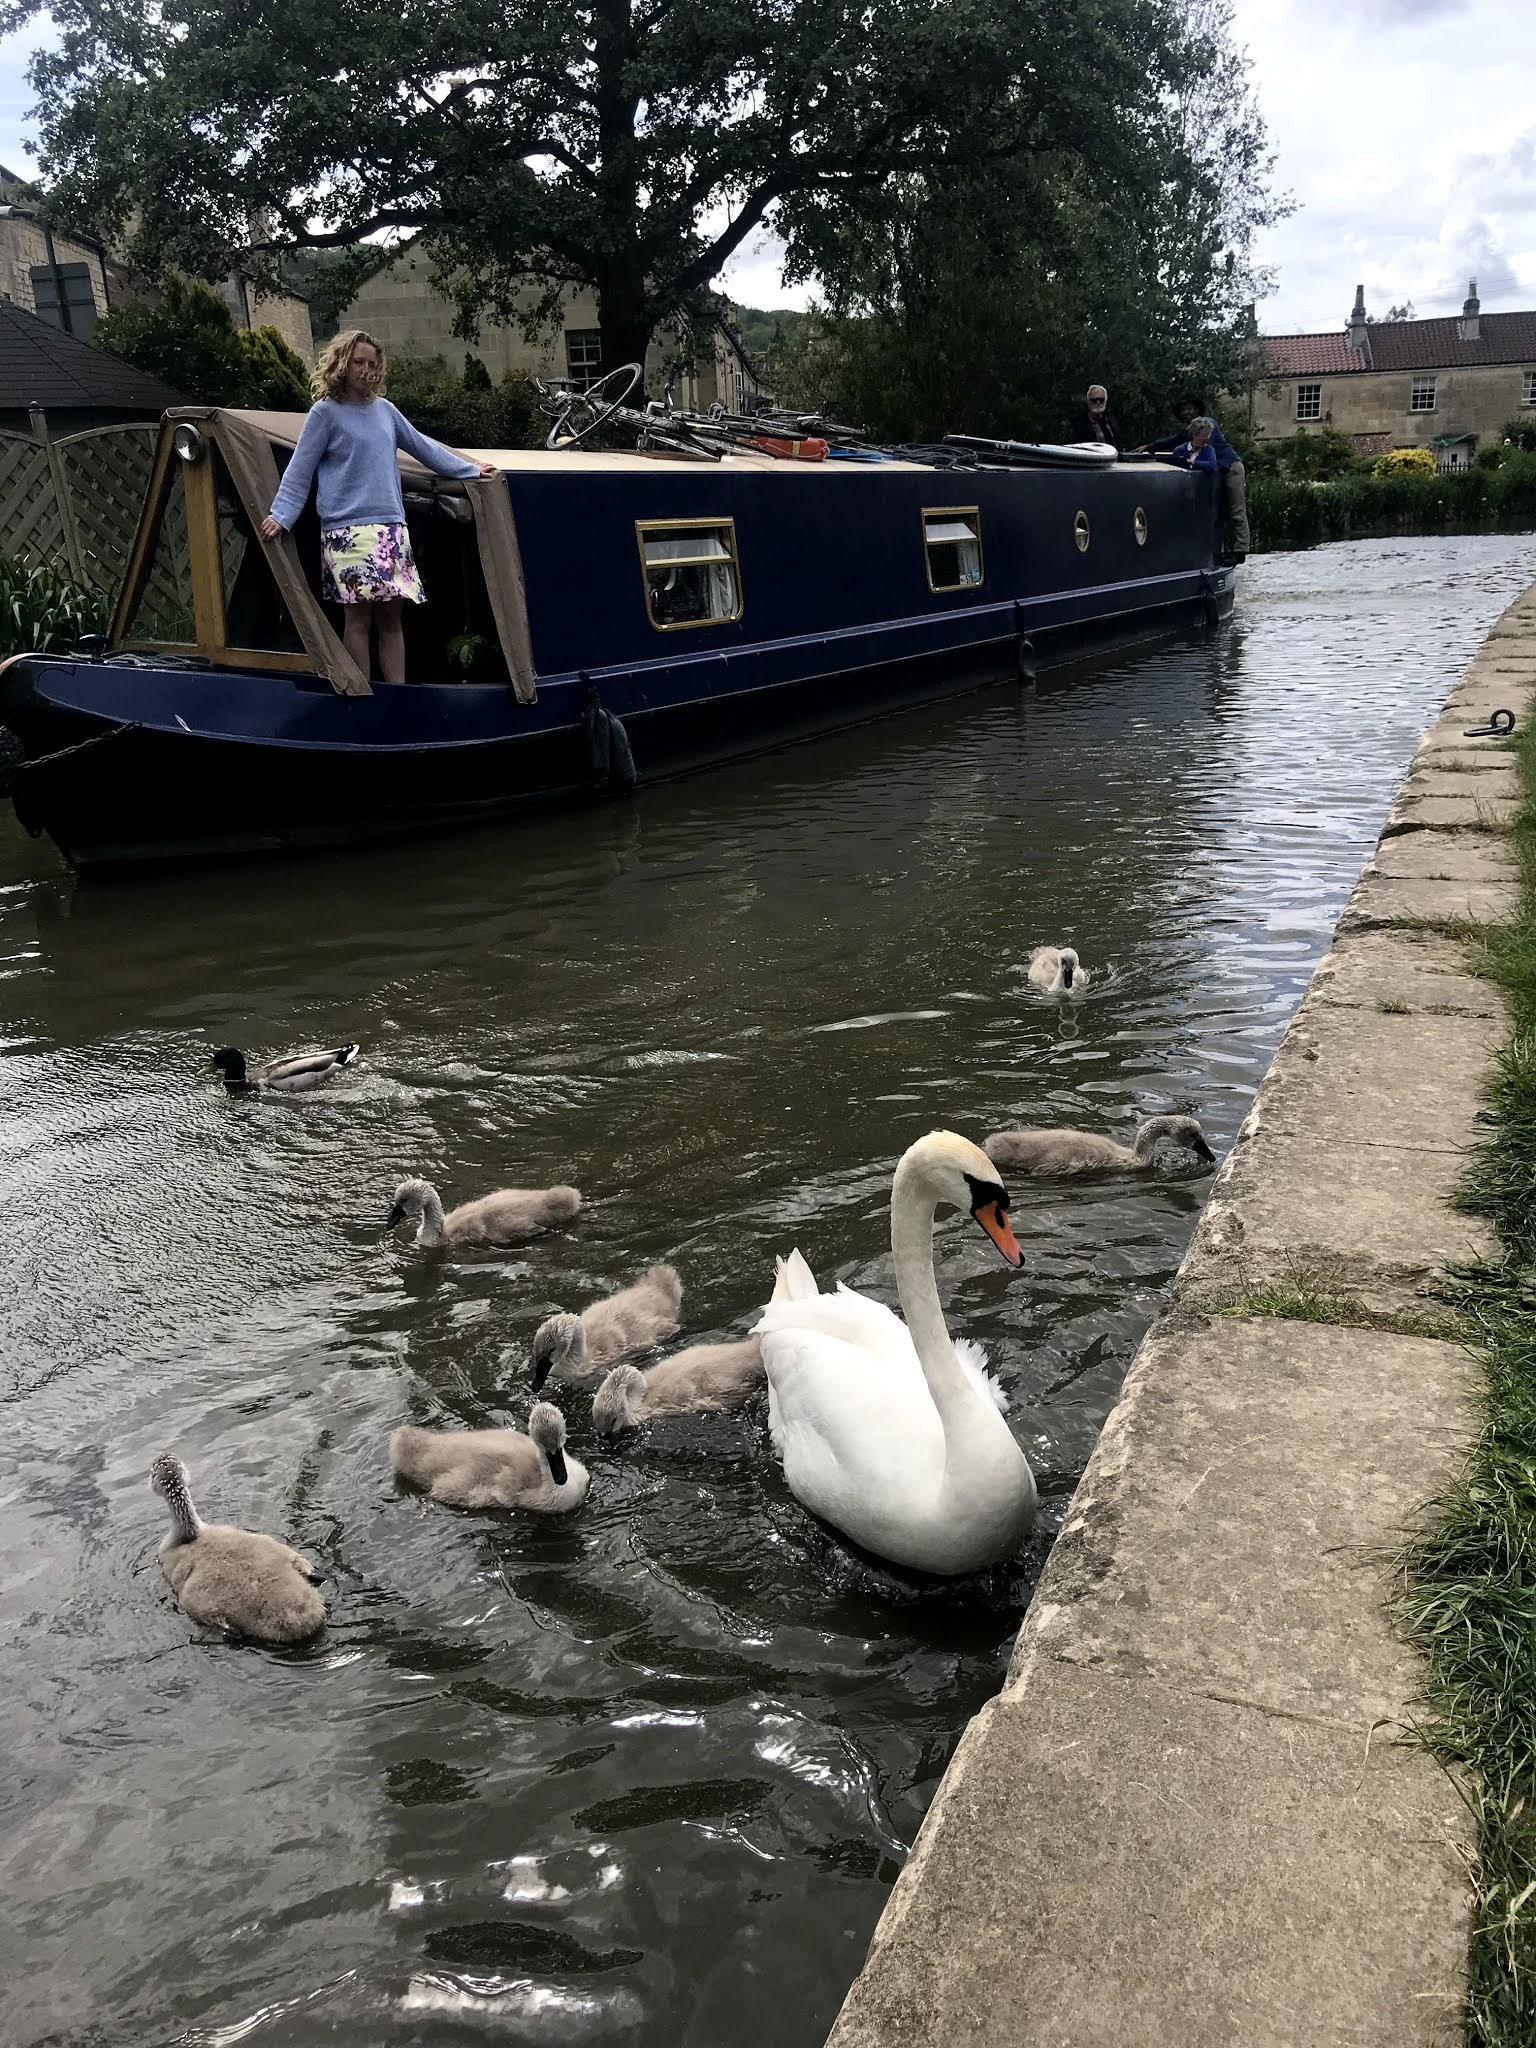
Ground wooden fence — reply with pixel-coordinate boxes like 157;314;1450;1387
0;422;158;603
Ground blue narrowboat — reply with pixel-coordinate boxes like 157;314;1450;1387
0;403;1235;869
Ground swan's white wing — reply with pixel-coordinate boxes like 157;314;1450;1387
770;1249;820;1303
954;1336;1009;1413
759;1320;946;1513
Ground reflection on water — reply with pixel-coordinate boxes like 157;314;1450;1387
2;532;1533;2046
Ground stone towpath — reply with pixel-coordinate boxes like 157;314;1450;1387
824;582;1536;2047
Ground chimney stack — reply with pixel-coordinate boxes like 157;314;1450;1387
1345;283;1370;363
1458;279;1480;343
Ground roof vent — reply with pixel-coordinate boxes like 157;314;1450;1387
1458;278;1480;343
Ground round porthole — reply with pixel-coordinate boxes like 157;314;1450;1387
1073;510;1090;552
172;422;206;465
1133;507;1148;546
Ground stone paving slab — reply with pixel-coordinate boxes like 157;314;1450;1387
1173;1128;1493;1316
1015;1318;1472;1726
1403;766;1520;802
1365;831;1518;883
825;1666;1470;2048
1386;793;1516;832
1248;1003;1502;1149
1337;872;1519;932
1311;930;1505;1017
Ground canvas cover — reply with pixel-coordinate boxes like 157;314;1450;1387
144;408;538;703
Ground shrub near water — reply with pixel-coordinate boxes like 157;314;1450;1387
0;555;108;658
1250;450;1536;552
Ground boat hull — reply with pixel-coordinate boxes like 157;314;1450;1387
2;574;1228;869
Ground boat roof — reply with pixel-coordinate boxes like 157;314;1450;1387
182;408;946;475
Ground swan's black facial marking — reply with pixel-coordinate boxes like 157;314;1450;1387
1192;1133;1217;1164
531;1355;553;1394
546;1445;569;1487
963;1172;1012;1220
385;1202;406;1230
1060;960;1074;988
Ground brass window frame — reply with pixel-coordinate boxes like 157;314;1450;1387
922;505;984;593
635;515;744;632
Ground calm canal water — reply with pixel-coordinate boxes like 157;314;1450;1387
3;532;1534;2047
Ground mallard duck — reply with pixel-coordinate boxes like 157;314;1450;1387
211;1044;359;1094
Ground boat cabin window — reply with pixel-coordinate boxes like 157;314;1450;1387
637;520;742;630
923;509;983;591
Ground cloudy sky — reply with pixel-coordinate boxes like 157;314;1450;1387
2;0;1532;336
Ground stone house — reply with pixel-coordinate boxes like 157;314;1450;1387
0;164;313;359
1249;282;1536;465
336;239;759;410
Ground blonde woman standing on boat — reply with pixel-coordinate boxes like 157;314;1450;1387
259;330;496;684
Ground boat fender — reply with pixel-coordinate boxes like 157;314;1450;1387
580;677;637;795
1016;636;1038;685
1201;591;1221;631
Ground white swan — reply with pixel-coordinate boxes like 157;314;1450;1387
1027;945;1087;995
754;1131;1037;1576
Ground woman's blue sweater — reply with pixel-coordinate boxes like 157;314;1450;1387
268;397;478;531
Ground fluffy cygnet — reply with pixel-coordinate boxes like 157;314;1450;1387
388;1402;589;1512
591;1336;766;1434
530;1264;684;1391
386;1177;582;1249
984;1114;1216;1177
150;1452;326;1642
1027;946;1087;995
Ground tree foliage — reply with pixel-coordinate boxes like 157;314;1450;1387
771;0;1283;444
8;0;1280;389
93;275;313;406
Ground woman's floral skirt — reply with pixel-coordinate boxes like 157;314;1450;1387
320;522;425;606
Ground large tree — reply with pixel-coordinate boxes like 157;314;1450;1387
5;0;1269;375
776;0;1284;442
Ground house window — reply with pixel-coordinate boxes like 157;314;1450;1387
1295;382;1321;421
1523;371;1536;406
923;508;983;591
29;260;98;340
1411;377;1437;413
564;329;603;388
637;519;741;630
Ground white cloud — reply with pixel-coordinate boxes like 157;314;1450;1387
1237;0;1536;328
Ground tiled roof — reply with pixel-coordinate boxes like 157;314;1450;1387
0;299;187;412
1366;310;1536;370
1260;308;1536;378
1260;332;1362;376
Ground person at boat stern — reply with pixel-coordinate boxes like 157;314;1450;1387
1068;384;1121;448
258;330;497;684
1139;394;1248;562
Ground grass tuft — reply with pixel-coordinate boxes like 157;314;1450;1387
1379;997;1411;1014
1403;693;1536;2044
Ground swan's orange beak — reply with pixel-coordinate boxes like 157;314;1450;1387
974;1199;1022;1267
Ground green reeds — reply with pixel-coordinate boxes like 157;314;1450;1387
1402;704;1536;2044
